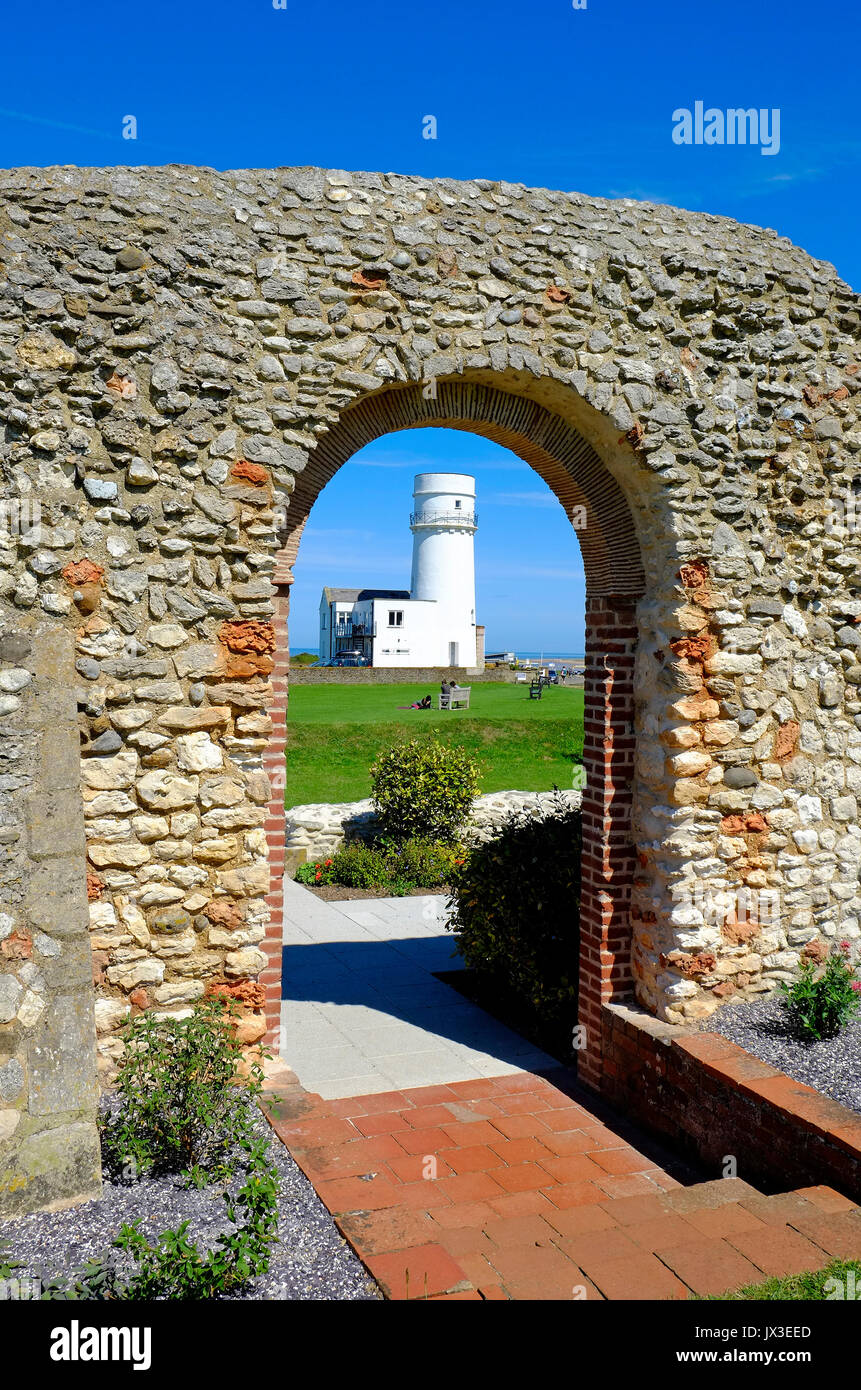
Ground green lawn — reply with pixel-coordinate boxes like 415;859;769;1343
704;1257;861;1301
285;680;584;806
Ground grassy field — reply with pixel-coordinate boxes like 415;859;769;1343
285;681;584;806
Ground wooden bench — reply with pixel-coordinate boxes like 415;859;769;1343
438;686;471;710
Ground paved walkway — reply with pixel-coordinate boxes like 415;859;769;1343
281;881;554;1098
263;1067;861;1300
275;884;861;1299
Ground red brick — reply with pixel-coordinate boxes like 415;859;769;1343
685;1203;768;1240
579;1250;689;1301
589;1146;652;1175
786;1210;861;1260
441;1143;503;1175
538;1153;608;1185
486;1190;555;1219
540;1181;608;1209
728;1225;835;1278
315;1172;402;1215
394;1125;453;1155
483;1214;560;1248
431;1201;496;1230
352;1110;412;1137
658;1238;765;1297
386;1152;454;1183
541;1204;619;1240
492;1162;554;1193
337;1207;438;1256
439;1120;505;1147
365;1243;469;1300
488;1136;555;1165
438;1171;508;1204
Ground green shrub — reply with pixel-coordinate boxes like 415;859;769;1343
447;792;581;1025
12;1138;281;1302
104;1136;280;1300
370;738;479;842
778;941;861;1041
386;837;463;889
331;841;393;889
100;997;267;1187
295;837;461;894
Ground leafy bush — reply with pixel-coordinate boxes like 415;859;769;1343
371;738;479;842
447;792;582;1025
330;841;394;889
1;1000;281;1301
778;941;861;1041
100;997;267;1187
295;837;461;894
103;1136;280;1300
387;837;463;889
1;1139;280;1302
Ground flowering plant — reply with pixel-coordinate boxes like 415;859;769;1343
779;940;861;1041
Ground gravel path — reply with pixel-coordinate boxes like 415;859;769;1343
698;995;861;1115
0;1110;381;1301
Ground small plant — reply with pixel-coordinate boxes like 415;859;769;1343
295;837;462;894
100;997;268;1186
778;940;861;1041
388;837;462;890
329;841;393;889
295;856;337;886
106;1137;280;1300
447;792;581;1027
371;738;479;842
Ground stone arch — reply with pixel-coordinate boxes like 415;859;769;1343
1;161;859;1214
265;374;649;1087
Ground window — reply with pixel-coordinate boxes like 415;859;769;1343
454;499;461;509
388;610;404;626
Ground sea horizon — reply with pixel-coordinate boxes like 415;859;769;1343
291;646;586;663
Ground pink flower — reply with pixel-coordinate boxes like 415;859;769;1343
851;981;861;994
840;940;851;952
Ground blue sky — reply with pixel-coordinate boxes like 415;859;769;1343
2;0;856;650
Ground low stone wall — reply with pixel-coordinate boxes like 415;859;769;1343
288;666;480;686
285;788;583;861
288;666;584;686
601;1002;861;1202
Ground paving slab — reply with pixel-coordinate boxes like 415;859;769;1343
280;881;556;1097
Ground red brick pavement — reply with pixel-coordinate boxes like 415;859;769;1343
262;1066;861;1300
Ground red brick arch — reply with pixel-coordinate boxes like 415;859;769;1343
263;377;645;1088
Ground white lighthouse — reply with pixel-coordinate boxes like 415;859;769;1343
318;471;481;670
410;473;477;668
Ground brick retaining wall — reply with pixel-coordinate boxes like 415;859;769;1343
601;1001;861;1202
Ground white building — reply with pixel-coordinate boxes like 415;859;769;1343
318;472;483;669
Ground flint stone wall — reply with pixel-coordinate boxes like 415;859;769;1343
286;787;584;861
0;624;100;1216
0;162;859;1208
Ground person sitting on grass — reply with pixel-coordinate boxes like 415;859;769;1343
410;695;432;709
